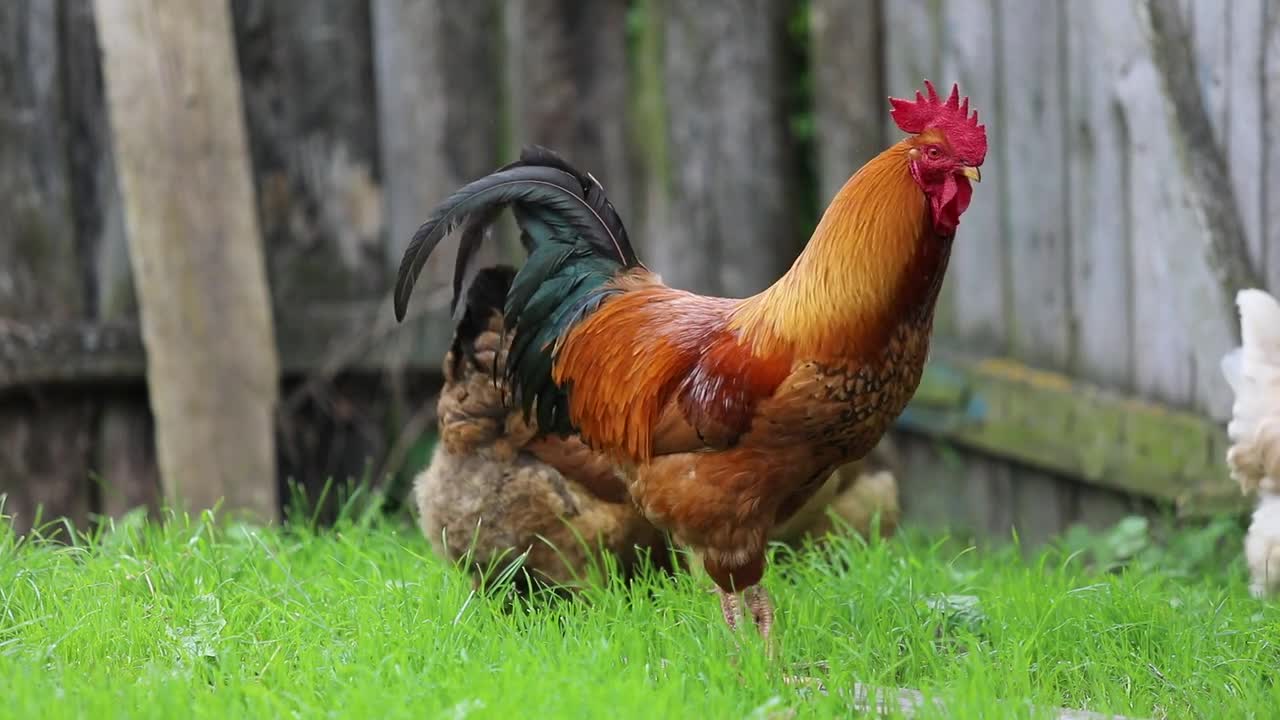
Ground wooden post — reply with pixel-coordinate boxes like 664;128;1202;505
94;0;280;522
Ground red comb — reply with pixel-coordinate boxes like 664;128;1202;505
889;80;987;163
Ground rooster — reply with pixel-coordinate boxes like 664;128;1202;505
1221;289;1280;597
394;80;986;642
415;265;902;589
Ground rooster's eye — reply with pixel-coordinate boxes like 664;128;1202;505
926;147;942;160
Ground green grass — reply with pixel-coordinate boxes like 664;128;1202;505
0;505;1275;719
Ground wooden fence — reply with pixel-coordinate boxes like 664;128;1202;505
0;0;1269;540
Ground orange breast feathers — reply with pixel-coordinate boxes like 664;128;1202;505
550;276;794;463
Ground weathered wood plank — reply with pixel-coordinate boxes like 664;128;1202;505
0;392;92;535
0;1;94;533
628;0;668;259
93;388;158;518
894;434;1022;540
1073;484;1150;534
372;0;501;289
1110;1;1204;412
885;0;1044;538
890;435;953;530
62;0;159;519
1011;469;1078;548
1189;1;1229;143
938;0;1005;351
1181;0;1267;269
504;0;635;223
999;0;1072;369
1265;0;1280;291
370;0;504;491
1139;0;1260;419
881;0;940;155
898;352;1243;515
95;0;280;521
809;0;883;203
233;0;397;500
1224;0;1266;270
1064;0;1136;390
233;0;385;305
656;0;796;296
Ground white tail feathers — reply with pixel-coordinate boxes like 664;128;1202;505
1237;289;1280;360
1222;289;1280;495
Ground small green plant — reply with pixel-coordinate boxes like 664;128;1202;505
1055;513;1247;579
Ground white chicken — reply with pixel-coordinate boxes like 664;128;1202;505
1221;288;1280;597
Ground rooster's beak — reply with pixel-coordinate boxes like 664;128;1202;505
961;166;982;183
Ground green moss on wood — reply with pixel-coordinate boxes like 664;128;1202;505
898;353;1244;516
628;0;669;197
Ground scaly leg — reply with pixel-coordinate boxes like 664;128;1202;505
745;585;774;641
745;585;775;658
718;586;743;630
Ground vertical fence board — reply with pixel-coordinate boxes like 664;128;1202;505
1268;0;1280;290
1065;0;1135;390
1189;1;1229;140
62;0;159;518
999;0;1072;370
1074;484;1149;533
0;2;93;533
1137;0;1245;420
372;0;501;286
504;0;636;224
882;0;1036;529
1010;470;1078;547
370;0;501;492
1184;0;1266;272
656;0;796;296
234;0;385;306
939;0;1005;351
1224;0;1266;271
1106;3;1197;411
881;0;940;154
893;435;962;531
233;0;394;497
809;0;883;204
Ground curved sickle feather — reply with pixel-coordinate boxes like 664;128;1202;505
392;162;638;322
393;168;586;321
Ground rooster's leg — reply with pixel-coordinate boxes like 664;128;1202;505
718;587;743;630
745;585;774;641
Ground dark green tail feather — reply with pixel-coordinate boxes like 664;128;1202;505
392;145;642;437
